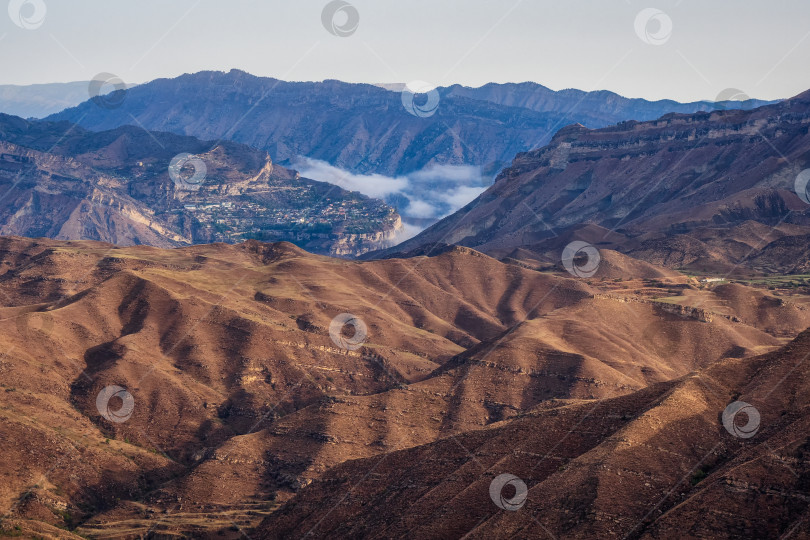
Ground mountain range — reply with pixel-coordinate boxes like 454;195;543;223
42;70;777;228
444;81;774;124
44;71;775;178
3;71;810;539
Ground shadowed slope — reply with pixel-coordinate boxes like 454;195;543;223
256;329;810;539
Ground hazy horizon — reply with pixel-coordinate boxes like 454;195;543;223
0;70;794;105
2;0;808;103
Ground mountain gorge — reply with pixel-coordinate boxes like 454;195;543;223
38;70;781;234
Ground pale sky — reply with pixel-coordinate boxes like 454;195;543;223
2;0;809;102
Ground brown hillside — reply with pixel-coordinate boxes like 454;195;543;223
0;237;806;537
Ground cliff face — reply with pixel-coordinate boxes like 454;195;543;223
380;89;810;272
257;215;404;258
329;215;404;257
0;114;400;257
593;293;722;323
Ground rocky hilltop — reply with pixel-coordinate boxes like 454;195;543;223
0;114;401;256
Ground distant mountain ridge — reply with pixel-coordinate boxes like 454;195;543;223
443;81;775;125
0;81;140;119
46;70;776;179
45;70;594;177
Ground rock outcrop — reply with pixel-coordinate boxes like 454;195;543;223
0;114;401;256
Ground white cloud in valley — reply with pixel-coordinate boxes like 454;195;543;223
291;157;409;199
407;164;483;184
292;157;489;225
441;185;488;210
404;199;440;219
